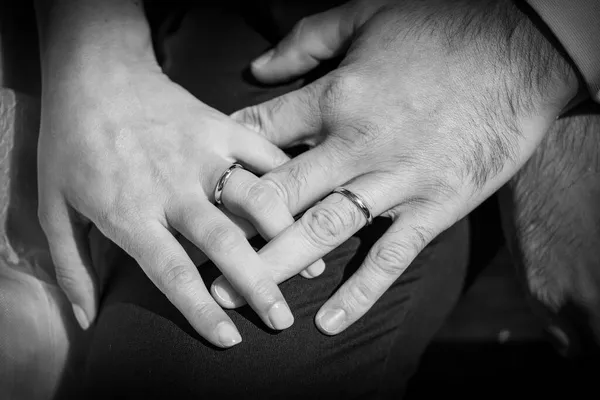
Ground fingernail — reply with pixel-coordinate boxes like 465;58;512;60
212;278;245;307
72;304;90;330
307;260;326;278
215;322;242;347
274;151;291;167
300;269;314;279
252;49;275;69
318;309;345;334
268;301;294;330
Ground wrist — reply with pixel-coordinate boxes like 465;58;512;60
503;0;579;115
37;0;159;88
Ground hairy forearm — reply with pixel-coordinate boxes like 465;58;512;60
437;0;577;122
471;0;578;114
412;0;580;190
35;0;157;83
504;114;600;303
499;112;600;351
504;0;578;113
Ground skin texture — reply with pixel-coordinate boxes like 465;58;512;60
35;0;327;348
212;0;579;335
499;108;600;355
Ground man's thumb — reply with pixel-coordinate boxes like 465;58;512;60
251;4;355;84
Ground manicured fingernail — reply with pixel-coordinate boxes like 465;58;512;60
306;260;326;278
216;322;242;347
318;309;345;334
268;301;294;330
252;49;275;68
300;270;314;279
212;277;245;307
274;151;291;167
72;304;90;330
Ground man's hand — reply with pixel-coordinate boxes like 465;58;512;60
212;0;579;334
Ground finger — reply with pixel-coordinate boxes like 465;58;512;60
200;160;327;279
221;167;302;239
223;120;352;220
300;259;326;279
212;257;326;308
230;82;323;148
220;167;326;273
38;200;97;330
263;141;357;217
228;125;291;173
168;197;295;331
250;4;354;84
212;176;392;307
315;212;448;335
120;221;242;348
208;208;321;280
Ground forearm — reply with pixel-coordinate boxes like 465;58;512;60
506;0;578;114
498;112;600;352
35;0;157;84
471;0;579;117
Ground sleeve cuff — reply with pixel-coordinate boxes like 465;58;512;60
526;0;600;103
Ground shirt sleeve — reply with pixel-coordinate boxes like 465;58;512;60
526;0;600;103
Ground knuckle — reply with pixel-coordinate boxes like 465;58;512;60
111;198;140;224
346;280;375;310
204;224;241;255
190;301;220;322
95;200;139;237
346;118;383;145
262;177;290;209
231;107;256;129
234;101;288;142
324;117;384;164
114;231;142;260
412;225;434;251
334;72;366;95
160;262;196;291
290;17;309;44
368;242;412;277
301;205;354;247
55;267;81;294
320;72;364;115
243;106;269;136
263;160;313;211
258;96;295;137
173;199;202;227
245;182;277;213
247;278;278;305
105;221;154;260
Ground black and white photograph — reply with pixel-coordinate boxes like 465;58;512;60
0;0;599;398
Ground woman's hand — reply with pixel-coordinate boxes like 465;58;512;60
213;0;579;334
36;0;321;348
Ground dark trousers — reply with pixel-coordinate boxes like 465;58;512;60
81;3;470;399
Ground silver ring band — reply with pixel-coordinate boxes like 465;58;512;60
214;163;244;205
332;187;373;225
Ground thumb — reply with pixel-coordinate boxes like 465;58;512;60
230;80;325;148
250;3;355;84
40;203;97;330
